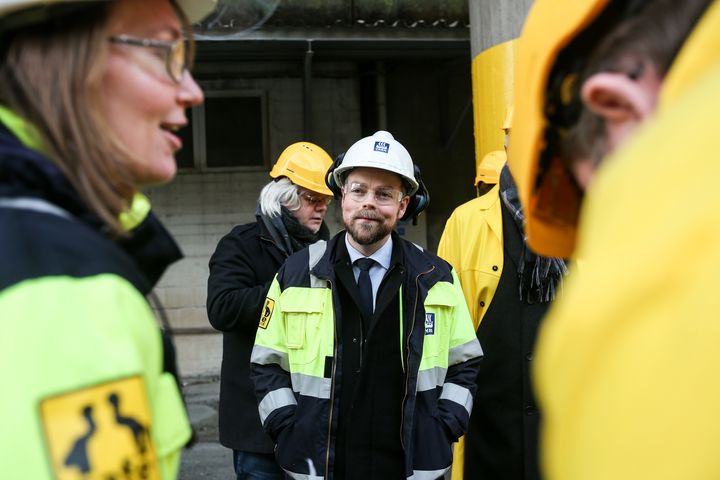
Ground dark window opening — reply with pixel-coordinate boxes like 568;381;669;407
206;96;264;168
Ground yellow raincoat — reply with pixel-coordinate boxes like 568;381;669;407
437;184;504;329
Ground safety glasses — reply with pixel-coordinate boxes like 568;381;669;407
300;191;332;207
109;35;187;84
342;183;406;206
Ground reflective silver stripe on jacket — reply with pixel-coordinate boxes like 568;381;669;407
258;387;297;424
251;344;290;372
408;467;450;479
416;366;447;392
0;197;71;219
308;240;327;288
448;338;483;366
290;372;332;399
439;382;473;416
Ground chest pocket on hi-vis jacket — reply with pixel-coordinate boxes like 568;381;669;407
40;375;158;480
281;287;327;367
422;282;457;359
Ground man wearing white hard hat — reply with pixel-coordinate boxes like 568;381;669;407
251;131;482;479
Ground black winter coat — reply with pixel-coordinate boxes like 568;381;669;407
207;219;287;453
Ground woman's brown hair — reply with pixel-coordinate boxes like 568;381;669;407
0;4;137;233
0;2;196;235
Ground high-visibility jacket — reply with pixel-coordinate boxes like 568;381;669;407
0;109;191;479
251;231;483;480
534;2;720;479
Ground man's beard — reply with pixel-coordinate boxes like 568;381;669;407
345;210;393;245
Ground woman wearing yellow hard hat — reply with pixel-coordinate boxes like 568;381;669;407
207;141;333;479
509;0;720;479
0;1;217;478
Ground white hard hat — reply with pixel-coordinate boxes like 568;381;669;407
0;0;217;25
333;130;419;195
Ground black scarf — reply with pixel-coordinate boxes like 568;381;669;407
499;166;567;303
257;205;330;257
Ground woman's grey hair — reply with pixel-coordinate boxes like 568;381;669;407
259;177;301;218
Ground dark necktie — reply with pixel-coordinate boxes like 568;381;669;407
354;257;376;320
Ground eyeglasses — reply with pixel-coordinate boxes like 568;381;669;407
109;35;187;84
300;191;332;207
342;183;406;206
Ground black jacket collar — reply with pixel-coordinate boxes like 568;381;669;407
311;230;442;287
0;122;181;292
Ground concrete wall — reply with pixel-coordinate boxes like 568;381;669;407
471;0;533;54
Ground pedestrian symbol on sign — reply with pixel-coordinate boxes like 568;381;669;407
41;376;159;479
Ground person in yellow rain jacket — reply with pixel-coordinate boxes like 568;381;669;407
509;0;720;478
438;151;505;327
0;1;218;478
438;151;506;327
439;150;566;480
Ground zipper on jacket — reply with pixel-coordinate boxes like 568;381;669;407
325;279;338;478
399;265;435;450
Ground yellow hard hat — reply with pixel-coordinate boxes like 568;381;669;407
475;150;507;186
270;142;334;196
0;0;217;25
508;0;633;258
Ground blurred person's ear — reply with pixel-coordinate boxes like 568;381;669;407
580;69;662;150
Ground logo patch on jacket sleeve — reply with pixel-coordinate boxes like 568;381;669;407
374;141;390;153
259;298;275;329
40;376;158;479
425;313;435;335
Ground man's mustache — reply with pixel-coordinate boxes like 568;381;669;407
353;210;384;222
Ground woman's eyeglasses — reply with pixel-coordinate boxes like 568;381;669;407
300;192;332;207
109;35;187;84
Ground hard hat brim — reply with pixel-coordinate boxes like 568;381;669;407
0;0;217;25
509;0;610;258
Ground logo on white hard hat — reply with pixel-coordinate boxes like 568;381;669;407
373;141;390;154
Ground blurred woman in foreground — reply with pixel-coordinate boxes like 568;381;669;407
0;0;214;477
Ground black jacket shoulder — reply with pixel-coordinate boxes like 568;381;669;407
207;219;286;333
0;206;148;292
